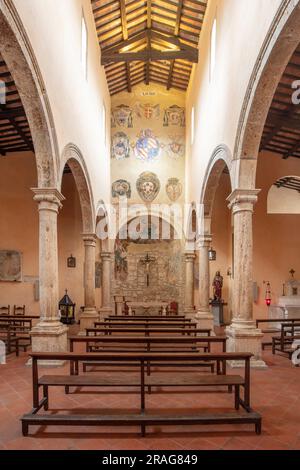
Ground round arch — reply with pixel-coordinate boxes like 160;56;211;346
200;145;233;219
0;0;58;187
59;143;95;234
234;0;300;188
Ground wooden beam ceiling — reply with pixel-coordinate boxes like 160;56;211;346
92;0;207;95
0;53;33;156
260;44;300;160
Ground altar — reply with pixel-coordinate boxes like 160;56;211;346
126;301;169;316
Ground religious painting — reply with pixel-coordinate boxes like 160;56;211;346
136;172;160;202
163;105;185;127
167;251;181;284
111;105;133;128
166;135;185;159
134;129;161;162
115;239;128;281
111;132;130;160
166;178;182;202
0;250;22;282
112;179;131;199
134;103;160;120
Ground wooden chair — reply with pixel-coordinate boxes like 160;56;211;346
14;305;25;316
0;305;10;316
169;301;178;316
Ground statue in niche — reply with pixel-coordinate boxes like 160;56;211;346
212;271;223;302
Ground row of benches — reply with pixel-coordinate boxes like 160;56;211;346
21;316;262;437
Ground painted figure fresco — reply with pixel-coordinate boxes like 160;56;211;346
0;250;22;282
115;239;128;281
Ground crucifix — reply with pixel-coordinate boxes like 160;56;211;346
140;252;156;287
290;268;296;278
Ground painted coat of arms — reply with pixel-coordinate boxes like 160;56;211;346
111;105;133;128
166;178;182;202
134;129;161;162
163;105;185;127
136;172;160;202
111;132;130;160
134;103;160;120
166;135;185;159
112;179;131;199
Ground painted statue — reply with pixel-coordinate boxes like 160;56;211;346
212;271;223;302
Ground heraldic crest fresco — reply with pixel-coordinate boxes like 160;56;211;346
111;104;133;128
166;135;185;159
163;105;186;127
166;178;183;202
112;179;131;199
134;129;161;162
136;172;161;202
111;132;130;160
134;103;160;120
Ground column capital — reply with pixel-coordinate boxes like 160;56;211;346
196;234;212;249
185;251;196;262
227;189;260;214
32;188;65;211
101;251;112;261
82;233;97;246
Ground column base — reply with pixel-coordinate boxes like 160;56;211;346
226;321;267;369
79;308;99;333
27;320;68;367
99;307;113;321
195;310;215;334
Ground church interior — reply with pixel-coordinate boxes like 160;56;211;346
0;0;300;452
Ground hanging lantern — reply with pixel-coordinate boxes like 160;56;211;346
265;282;271;307
208;247;217;261
59;290;76;324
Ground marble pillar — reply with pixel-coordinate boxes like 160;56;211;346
99;252;113;319
196;235;215;332
30;188;68;366
184;252;195;318
226;189;266;368
80;234;98;332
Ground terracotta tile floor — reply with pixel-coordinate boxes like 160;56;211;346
0;349;300;450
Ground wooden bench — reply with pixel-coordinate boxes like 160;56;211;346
272;322;300;357
21;351;261;437
105;316;191;322
256;318;300;350
86;327;211;337
95;321;197;329
70;334;227;375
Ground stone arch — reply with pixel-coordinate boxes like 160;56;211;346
59;143;95;234
234;0;300;188
201;145;233;220
0;0;58;187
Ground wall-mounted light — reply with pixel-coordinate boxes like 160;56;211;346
227;267;232;278
208;247;216;261
263;281;271;307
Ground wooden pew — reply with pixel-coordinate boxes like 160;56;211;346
256;318;300;350
272;322;300;358
86;327;211;337
70;334;227;375
95;321;197;329
21;351;261;436
105;316;191;322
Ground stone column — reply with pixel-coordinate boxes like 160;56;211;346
184;252;195;318
99;252;113;319
196;235;214;332
80;234;98;331
226;189;266;368
30;188;68;365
